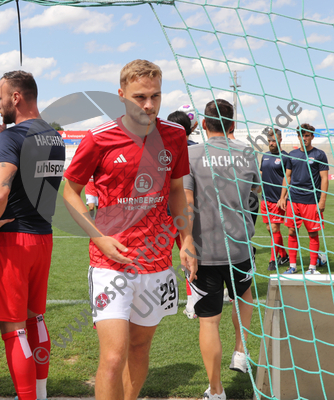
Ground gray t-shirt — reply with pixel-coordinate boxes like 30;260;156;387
183;136;260;265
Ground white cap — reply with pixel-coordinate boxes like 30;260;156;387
178;104;197;128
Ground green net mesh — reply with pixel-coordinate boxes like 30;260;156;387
7;0;334;398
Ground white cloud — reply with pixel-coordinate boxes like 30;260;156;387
117;42;136;52
316;54;334;70
294;109;319;124
121;13;140;27
85;40;113;54
305;33;331;44
23;6;113;33
38;97;60;111
326;112;334;122
157;57;250;81
171;37;187;50
0;50;56;77
43;69;61;80
0;8;16;33
60;62;122;84
277;36;293;45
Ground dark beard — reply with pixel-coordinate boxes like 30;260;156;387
2;110;15;125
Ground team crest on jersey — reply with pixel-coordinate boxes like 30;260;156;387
95;293;109;309
158;149;172;166
274;158;281;164
308;157;315;164
135;173;153;193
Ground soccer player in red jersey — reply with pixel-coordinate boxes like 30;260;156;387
63;59;197;400
278;123;329;274
0;71;65;400
85;175;98;218
260;128;289;271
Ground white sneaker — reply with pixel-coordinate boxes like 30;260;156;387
203;385;226;400
229;351;248;373
306;268;321;275
183;307;197;319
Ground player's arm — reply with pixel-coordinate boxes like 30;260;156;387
169;177;198;282
63;179;132;264
318;170;329;213
0;162;16;227
277;168;291;211
184;188;194;234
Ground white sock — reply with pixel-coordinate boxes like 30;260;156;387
186;295;193;310
290;263;297;269
36;378;47;399
309;265;316;270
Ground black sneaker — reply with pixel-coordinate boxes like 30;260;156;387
277;255;289;265
267;260;276;271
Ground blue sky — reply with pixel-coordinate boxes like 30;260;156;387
1;0;334;132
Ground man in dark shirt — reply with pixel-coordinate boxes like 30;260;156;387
260;128;289;271
0;71;65;400
278;123;328;274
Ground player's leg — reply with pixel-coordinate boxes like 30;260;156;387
95;319;129;399
27;234;53;400
232;286;253;354
227;258;253;374
0;233;39;400
284;202;301;274
192;266;226;399
123;323;157;400
199;313;223;396
303;203;324;274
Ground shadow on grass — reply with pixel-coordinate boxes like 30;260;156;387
227;367;255;399
140;362;201;398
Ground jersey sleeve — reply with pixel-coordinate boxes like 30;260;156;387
0;131;21;167
318;150;329;171
171;131;190;179
64;131;100;185
183;163;195;191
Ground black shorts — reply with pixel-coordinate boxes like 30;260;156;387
189;258;254;318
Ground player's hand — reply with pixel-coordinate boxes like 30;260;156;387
180;235;198;282
92;235;132;264
0;218;14;228
277;198;286;211
318;200;326;213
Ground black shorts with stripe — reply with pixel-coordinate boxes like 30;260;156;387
189;258;255;317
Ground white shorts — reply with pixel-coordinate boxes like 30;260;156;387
85;195;98;206
88;267;178;326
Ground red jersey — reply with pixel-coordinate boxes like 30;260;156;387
64;117;189;274
85;176;98;197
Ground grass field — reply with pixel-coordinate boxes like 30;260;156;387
0;182;333;398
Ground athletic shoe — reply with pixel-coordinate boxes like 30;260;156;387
203;385;226;400
267;260;276;271
223;288;233;303
305;268;321;275
183;307;197;319
317;252;327;267
283;267;297;274
277;255;289;266
229;351;248;373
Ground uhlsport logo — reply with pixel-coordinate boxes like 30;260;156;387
34;160;65;178
158;149;172;166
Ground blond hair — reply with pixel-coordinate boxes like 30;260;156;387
120;59;162;88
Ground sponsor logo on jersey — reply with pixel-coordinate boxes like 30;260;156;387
34;135;65;147
34;160;65;178
308;157;315;164
158;149;172;166
135;174;153;193
95;293;109;309
202;155;249;168
158;167;171;171
114;154;127;163
274;158;281;164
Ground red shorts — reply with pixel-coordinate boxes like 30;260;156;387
261;200;285;224
0;232;53;322
285;202;324;232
